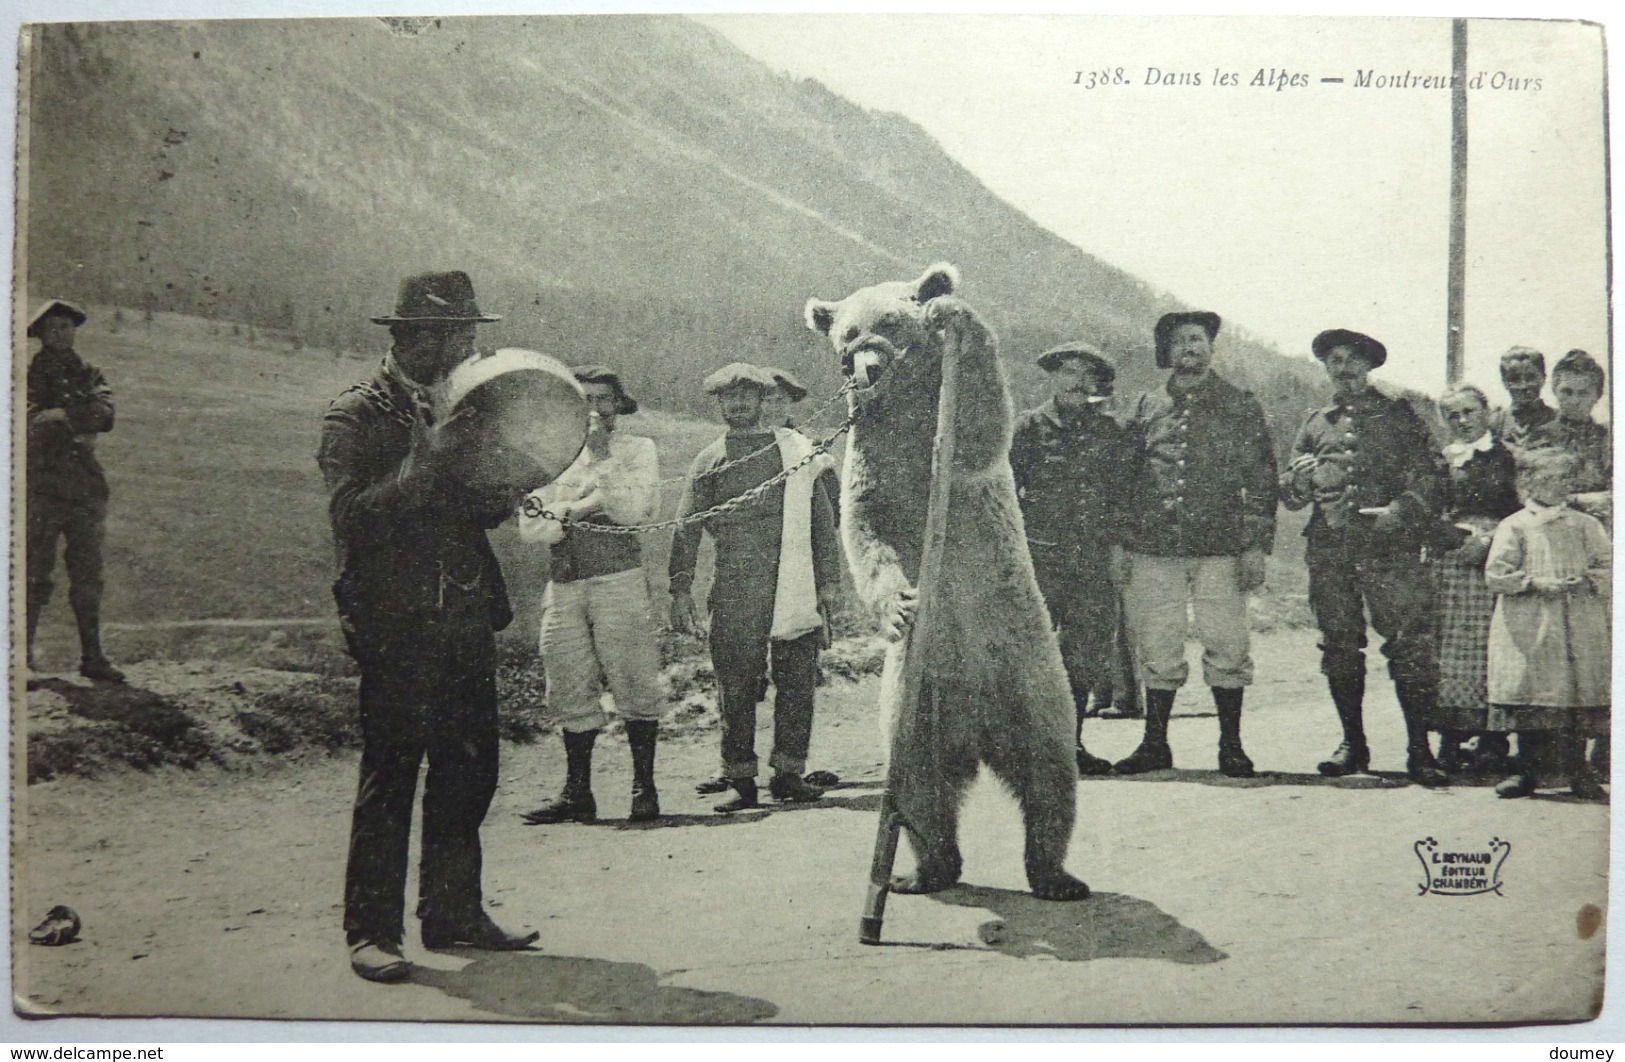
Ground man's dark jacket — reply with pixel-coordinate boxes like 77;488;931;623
1119;372;1278;558
317;367;512;656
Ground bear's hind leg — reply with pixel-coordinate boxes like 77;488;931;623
982;713;1090;901
889;706;978;895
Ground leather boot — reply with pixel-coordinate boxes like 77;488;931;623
521;729;598;824
1568;732;1606;799
1397;680;1449;788
626;720;661;822
1213;687;1254;778
1113;688;1174;774
1318;674;1370;776
1436;729;1469;774
714;777;760;814
1471;731;1512;775
1496;731;1541;798
71;595;124;683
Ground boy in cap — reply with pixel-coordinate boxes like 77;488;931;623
1114;312;1278;778
1008;342;1129;774
319;272;538;983
669;362;842;812
24;299;124;684
517;365;665;825
1281;328;1450;787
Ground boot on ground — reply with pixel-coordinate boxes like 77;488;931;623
1213;686;1254;778
1113;688;1174;774
521;728;598;824
626;720;661;823
714;777;760;814
1318;675;1369;776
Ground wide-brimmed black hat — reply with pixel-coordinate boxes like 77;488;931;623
1037;342;1115;381
1153;311;1221;369
371;271;501;325
764;367;809;401
1311;328;1387;369
572;363;639;415
26;299;88;336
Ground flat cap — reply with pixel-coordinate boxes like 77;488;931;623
27;299;88;336
703;362;777;395
763;366;809;401
1037;341;1115;379
571;364;638;414
1311;328;1387;369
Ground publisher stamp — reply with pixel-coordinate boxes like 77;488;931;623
1414;837;1512;897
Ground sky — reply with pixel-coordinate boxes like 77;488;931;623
698;13;1610;401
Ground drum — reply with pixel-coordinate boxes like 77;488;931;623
442;347;588;503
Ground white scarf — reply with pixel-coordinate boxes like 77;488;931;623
770;428;822;641
1442;430;1494;468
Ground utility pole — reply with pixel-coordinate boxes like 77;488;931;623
1447;18;1469;384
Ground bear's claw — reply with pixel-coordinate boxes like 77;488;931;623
890;869;960;895
1029;873;1091;901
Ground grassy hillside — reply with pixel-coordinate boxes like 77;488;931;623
24;307;1313;672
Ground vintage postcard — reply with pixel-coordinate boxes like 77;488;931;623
7;10;1614;1031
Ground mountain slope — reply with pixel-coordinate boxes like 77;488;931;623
24;15;1330;430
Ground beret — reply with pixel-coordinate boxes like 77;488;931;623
1037;342;1115;379
703;362;778;395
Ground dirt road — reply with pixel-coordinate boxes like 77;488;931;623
13;630;1608;1026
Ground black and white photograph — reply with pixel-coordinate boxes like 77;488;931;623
6;4;1616;1033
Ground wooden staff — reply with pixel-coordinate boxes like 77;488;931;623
859;325;961;946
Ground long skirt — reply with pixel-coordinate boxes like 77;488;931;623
1427;550;1494;731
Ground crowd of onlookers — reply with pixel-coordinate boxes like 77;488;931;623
1011;323;1610;800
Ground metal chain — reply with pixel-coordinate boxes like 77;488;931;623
348;367;859;537
520;415;854;535
638;380;856;489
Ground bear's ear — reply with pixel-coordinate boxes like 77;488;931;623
913;262;959;303
804;299;837;336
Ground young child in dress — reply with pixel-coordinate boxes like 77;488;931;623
1485;450;1611;799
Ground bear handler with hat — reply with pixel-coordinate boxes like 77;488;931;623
24;299;125;685
669;362;843;812
1114;311;1279;778
1008;341;1131;774
318;271;541;983
516;364;666;825
1281;328;1450;787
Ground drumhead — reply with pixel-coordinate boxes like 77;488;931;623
444;348;589;496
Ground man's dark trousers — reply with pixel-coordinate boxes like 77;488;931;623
710;594;818;778
343;618;499;947
26;494;108;648
1306;531;1438;691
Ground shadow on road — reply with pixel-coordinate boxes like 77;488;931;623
411;950;779;1023
925;884;1227;964
603;785;887;829
1087;768;1427;790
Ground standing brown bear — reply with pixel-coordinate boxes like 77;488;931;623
805;263;1094;900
